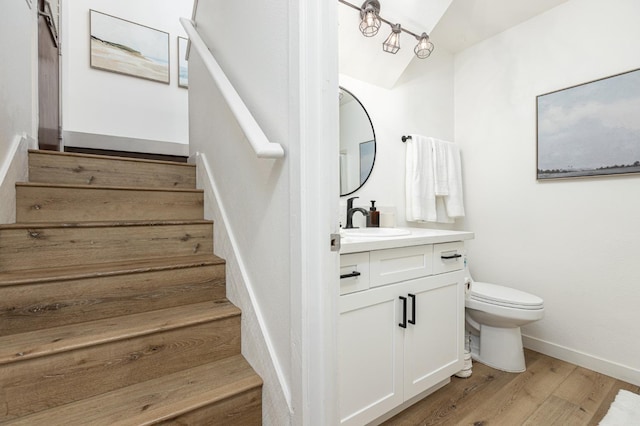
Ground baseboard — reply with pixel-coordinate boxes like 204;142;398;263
522;334;640;386
63;131;189;157
0;134;34;224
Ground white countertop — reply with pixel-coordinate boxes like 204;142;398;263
340;227;474;254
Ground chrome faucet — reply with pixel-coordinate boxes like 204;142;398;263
345;196;369;229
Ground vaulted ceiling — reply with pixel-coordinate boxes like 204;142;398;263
339;0;569;88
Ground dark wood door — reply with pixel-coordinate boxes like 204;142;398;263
38;0;60;151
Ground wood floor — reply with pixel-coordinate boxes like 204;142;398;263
383;349;640;426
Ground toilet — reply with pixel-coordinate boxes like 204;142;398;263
465;272;544;373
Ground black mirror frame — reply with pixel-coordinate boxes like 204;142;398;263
339;86;377;197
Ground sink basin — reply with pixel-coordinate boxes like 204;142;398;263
341;228;411;238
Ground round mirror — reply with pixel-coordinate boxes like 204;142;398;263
339;87;376;197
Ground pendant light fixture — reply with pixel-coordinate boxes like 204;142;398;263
339;0;435;59
414;33;434;59
382;23;401;54
359;0;381;37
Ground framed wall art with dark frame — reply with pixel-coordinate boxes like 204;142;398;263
90;10;170;84
536;68;640;180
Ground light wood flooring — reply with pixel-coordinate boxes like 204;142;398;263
383;349;639;426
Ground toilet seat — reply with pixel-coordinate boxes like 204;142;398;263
470;281;543;310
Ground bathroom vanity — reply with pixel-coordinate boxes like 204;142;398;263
339;228;474;425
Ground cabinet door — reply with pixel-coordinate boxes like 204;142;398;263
339;286;403;425
401;271;465;400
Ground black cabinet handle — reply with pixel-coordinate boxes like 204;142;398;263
408;293;416;325
441;253;462;260
340;271;361;279
399;296;407;328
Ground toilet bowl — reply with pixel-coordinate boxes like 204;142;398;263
465;279;544;373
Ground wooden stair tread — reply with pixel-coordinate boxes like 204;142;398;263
0;254;224;286
0;221;214;273
28;150;196;189
5;354;262;426
0;301;239;365
16;183;205;223
0;219;213;230
16;181;204;193
28;149;196;168
5;150;262;421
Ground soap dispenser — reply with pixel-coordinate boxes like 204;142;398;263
367;200;380;227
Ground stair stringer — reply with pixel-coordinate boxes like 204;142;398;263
195;152;291;426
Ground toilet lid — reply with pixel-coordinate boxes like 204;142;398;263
470;281;544;310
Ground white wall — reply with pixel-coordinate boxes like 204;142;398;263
338;46;461;230
190;45;292;423
195;153;291;426
0;0;37;223
189;0;292;418
189;0;339;424
62;0;192;149
455;0;640;384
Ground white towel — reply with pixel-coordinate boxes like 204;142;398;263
432;139;449;196
443;141;465;218
405;135;465;223
405;135;437;222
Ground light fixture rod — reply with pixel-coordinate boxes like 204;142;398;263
338;0;361;12
338;0;423;40
376;14;420;39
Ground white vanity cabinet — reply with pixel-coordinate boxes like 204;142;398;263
339;239;467;426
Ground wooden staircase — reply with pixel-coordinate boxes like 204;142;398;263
0;150;262;425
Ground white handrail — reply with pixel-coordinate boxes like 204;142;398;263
180;18;285;159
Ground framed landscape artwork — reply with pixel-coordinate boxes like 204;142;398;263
537;68;640;179
178;36;189;88
90;10;170;84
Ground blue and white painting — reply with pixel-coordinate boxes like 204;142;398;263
90;10;170;84
537;69;640;179
178;36;189;88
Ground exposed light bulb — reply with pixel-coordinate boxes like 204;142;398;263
359;3;381;37
382;24;401;54
414;32;434;59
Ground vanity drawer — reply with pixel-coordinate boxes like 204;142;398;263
433;242;465;275
340;252;370;295
369;245;433;288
